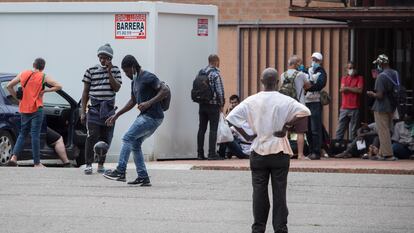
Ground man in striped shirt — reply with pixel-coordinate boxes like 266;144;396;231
81;44;122;174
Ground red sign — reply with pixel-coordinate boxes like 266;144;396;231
197;18;208;36
115;14;146;39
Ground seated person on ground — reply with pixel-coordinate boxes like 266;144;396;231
335;122;378;159
391;111;414;159
47;127;72;167
219;122;253;159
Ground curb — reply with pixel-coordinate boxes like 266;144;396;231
191;166;414;175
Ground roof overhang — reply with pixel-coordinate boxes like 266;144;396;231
289;6;414;24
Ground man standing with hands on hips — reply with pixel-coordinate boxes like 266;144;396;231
81;44;122;174
227;68;310;233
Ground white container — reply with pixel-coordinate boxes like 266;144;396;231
0;1;218;160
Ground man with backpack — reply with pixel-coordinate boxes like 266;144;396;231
367;54;400;161
192;54;225;160
305;52;327;160
103;55;170;185
280;55;311;159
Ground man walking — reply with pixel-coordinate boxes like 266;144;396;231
335;61;364;143
196;54;225;160
367;54;399;161
305;52;327;160
227;68;310;233
81;43;122;174
6;58;62;167
103;55;169;186
280;55;310;159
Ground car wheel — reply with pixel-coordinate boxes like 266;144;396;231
0;131;15;166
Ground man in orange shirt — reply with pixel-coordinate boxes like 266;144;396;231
335;62;364;142
6;58;62;167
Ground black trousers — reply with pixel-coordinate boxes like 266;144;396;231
85;122;114;165
250;151;290;233
197;103;220;157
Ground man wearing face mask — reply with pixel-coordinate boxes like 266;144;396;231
280;55;311;159
334;62;364;152
367;54;399;161
305;52;327;160
81;44;122;174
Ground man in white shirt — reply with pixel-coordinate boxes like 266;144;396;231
227;68;311;233
280;55;311;159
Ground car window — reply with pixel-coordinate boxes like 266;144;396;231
1;81;19;105
43;91;71;107
1;81;70;107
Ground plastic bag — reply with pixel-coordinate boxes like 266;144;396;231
217;113;234;143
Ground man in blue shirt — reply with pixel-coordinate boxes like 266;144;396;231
103;55;169;186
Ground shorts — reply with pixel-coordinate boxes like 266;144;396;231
292;116;308;133
47;127;61;146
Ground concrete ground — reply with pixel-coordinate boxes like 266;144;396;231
0;167;413;233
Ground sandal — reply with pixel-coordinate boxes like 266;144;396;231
6;160;18;167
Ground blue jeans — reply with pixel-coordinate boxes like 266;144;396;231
306;102;322;155
392;142;413;159
335;108;359;140
13;110;44;165
116;115;163;177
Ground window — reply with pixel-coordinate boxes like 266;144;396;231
0;81;70;107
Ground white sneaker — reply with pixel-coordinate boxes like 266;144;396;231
84;165;93;175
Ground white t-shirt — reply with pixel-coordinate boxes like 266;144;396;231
280;69;309;104
226;91;311;156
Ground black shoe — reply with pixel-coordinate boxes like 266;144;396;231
127;177;152;186
197;155;205;160
306;153;321;160
103;169;126;182
63;162;73;168
208;156;225;160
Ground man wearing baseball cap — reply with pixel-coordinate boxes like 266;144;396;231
81;43;123;174
366;54;399;161
305;52;327;160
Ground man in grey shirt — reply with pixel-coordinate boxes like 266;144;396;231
367;54;399;161
280;55;310;159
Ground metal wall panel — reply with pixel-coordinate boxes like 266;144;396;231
238;25;349;136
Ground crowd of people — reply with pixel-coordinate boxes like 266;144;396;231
5;43;413;233
194;52;413;162
6;44;170;187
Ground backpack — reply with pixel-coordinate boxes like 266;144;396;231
382;70;403;111
191;69;214;103
279;71;299;100
160;81;171;111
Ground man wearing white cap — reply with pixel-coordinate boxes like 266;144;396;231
366;54;399;161
305;52;327;160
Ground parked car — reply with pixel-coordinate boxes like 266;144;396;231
0;73;87;166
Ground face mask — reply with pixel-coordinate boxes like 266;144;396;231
347;69;354;76
311;61;319;69
297;64;305;72
377;65;383;72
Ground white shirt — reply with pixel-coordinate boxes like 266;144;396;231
280;69;309;104
226;91;311;156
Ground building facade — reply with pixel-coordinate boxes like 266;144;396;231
3;0;412;138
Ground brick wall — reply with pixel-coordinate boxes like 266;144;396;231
0;0;344;22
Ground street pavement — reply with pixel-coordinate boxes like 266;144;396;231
0;167;413;233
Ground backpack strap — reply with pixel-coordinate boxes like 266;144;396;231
22;72;35;88
42;73;46;90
